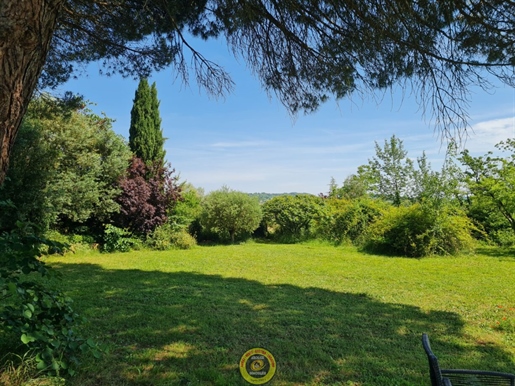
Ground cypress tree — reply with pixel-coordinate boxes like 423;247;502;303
129;78;165;166
150;82;166;166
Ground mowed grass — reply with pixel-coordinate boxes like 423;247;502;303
36;244;515;385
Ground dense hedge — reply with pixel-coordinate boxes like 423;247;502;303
361;203;476;257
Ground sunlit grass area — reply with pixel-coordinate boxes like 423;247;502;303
17;244;515;385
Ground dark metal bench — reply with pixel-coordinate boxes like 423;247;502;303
422;333;515;386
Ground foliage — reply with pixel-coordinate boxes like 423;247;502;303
412;145;464;207
331;174;369;200
262;194;325;242
317;198;389;245
200;187;262;243
0;351;67;386
0;220;100;377
362;203;476;257
411;151;442;203
145;224;173;251
169;229;197;250
146;224;197;250
102;225;138;253
38;1;515;135
43;231;96;254
0;96;131;234
129;79;166;167
465;198;515;246
247;192;305;204
460;139;515;241
3;0;515;191
115;157;181;235
168;183;203;230
358;135;415;206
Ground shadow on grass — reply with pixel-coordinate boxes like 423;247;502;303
475;246;515;260
45;263;514;386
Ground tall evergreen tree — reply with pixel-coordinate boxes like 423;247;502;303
129;78;165;166
150;82;166;165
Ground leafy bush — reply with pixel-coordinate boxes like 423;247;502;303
316;198;388;245
43;231;97;254
361;203;476;257
0;97;133;235
102;224;138;253
170;229;197;249
262;194;325;242
114;157;181;235
146;224;197;250
490;229;515;247
168;183;203;229
200;187;262;243
146;224;173;250
0;221;100;376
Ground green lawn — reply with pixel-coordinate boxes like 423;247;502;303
38;244;515;385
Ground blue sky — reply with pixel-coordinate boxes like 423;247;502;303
58;39;515;195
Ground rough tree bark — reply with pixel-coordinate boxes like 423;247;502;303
0;0;63;186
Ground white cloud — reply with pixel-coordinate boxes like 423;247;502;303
463;116;515;153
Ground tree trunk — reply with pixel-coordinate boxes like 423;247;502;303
0;0;63;186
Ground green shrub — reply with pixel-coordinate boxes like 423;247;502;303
41;231;98;254
146;225;197;250
262;194;325;242
170;229;197;249
488;229;515;247
316;198;388;245
146;224;173;250
200;187;262;243
362;203;476;257
102;225;138;253
0;221;101;376
42;230;70;246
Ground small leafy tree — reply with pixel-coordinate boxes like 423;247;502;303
169;183;204;230
200;187;262;243
358;135;415;206
114;157;181;235
460;139;515;238
262;194;325;242
412;147;464;208
328;174;369;200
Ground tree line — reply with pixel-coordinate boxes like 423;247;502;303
2;98;514;256
187;135;515;257
2;89;514;257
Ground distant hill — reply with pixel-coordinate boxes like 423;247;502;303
247;192;309;203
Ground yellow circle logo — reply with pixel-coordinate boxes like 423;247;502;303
239;348;276;384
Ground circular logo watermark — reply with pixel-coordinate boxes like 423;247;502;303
239;348;276;384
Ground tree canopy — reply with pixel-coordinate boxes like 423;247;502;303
460;139;515;234
200;186;262;243
0;96;132;233
358;135;415;206
1;0;515;184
